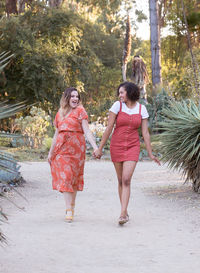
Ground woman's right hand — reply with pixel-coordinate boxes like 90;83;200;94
150;154;161;166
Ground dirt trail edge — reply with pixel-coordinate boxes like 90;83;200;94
1;161;200;273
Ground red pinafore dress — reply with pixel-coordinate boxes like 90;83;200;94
110;102;142;162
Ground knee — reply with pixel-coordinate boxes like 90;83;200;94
118;179;122;187
122;177;131;187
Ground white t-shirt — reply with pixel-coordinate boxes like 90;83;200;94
109;101;149;119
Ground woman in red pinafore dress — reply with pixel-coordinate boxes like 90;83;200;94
94;82;160;225
110;102;142;162
48;87;98;222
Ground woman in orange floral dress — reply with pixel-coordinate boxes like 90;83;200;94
48;87;98;222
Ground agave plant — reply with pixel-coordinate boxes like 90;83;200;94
0;102;27;244
157;100;200;192
0;50;28;243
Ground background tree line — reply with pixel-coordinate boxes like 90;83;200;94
0;0;199;118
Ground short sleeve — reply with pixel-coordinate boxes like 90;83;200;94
53;112;59;128
109;101;120;114
78;106;88;121
141;105;149;119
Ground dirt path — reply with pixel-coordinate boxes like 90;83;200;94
1;161;200;273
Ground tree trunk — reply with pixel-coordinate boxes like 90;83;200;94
149;0;162;90
122;14;131;82
6;0;18;16
49;0;63;8
18;0;25;13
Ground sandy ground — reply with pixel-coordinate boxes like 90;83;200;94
1;160;200;273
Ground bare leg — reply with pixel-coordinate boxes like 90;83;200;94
120;161;137;217
71;190;77;206
63;191;77;208
63;192;73;210
71;190;77;215
113;162;123;204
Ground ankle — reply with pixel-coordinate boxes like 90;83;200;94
120;211;127;217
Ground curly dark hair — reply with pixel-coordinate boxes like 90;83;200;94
117;82;140;102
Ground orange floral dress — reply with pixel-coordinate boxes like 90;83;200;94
50;105;88;193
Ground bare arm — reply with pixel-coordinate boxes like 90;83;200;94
82;119;98;151
48;128;58;163
141;119;160;165
94;111;117;158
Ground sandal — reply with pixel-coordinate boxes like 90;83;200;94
65;209;73;222
118;216;127;225
126;214;129;222
118;213;129;225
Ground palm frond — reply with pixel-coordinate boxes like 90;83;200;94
157;100;200;192
0;51;14;72
0;101;27;119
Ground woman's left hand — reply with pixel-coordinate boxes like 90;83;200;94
150;155;161;165
48;153;52;164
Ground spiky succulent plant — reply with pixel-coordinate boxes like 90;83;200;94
157;100;200;192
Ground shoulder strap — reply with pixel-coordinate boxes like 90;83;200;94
139;104;142;115
119;101;122;112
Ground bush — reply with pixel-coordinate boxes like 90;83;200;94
14;106;51;148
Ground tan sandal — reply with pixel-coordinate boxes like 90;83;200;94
118;214;129;225
65;209;73;222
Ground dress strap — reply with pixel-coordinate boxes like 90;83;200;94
139;104;142;115
119;101;122;112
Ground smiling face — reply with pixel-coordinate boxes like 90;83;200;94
69;90;79;109
118;86;128;103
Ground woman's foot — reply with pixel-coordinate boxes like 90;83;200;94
118;213;129;225
65;209;73;222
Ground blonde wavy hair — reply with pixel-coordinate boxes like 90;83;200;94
59;87;80;118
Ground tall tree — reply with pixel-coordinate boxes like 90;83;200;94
122;14;131;81
149;0;162;90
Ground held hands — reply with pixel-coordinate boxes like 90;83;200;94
93;148;102;159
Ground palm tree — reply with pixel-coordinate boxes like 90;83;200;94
149;0;162;90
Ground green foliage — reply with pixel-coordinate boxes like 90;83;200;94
43;137;52;151
15;106;51;148
160;0;200;101
146;89;172;132
0;101;27;244
157;100;200;192
0;8;82;106
0;5;125;118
